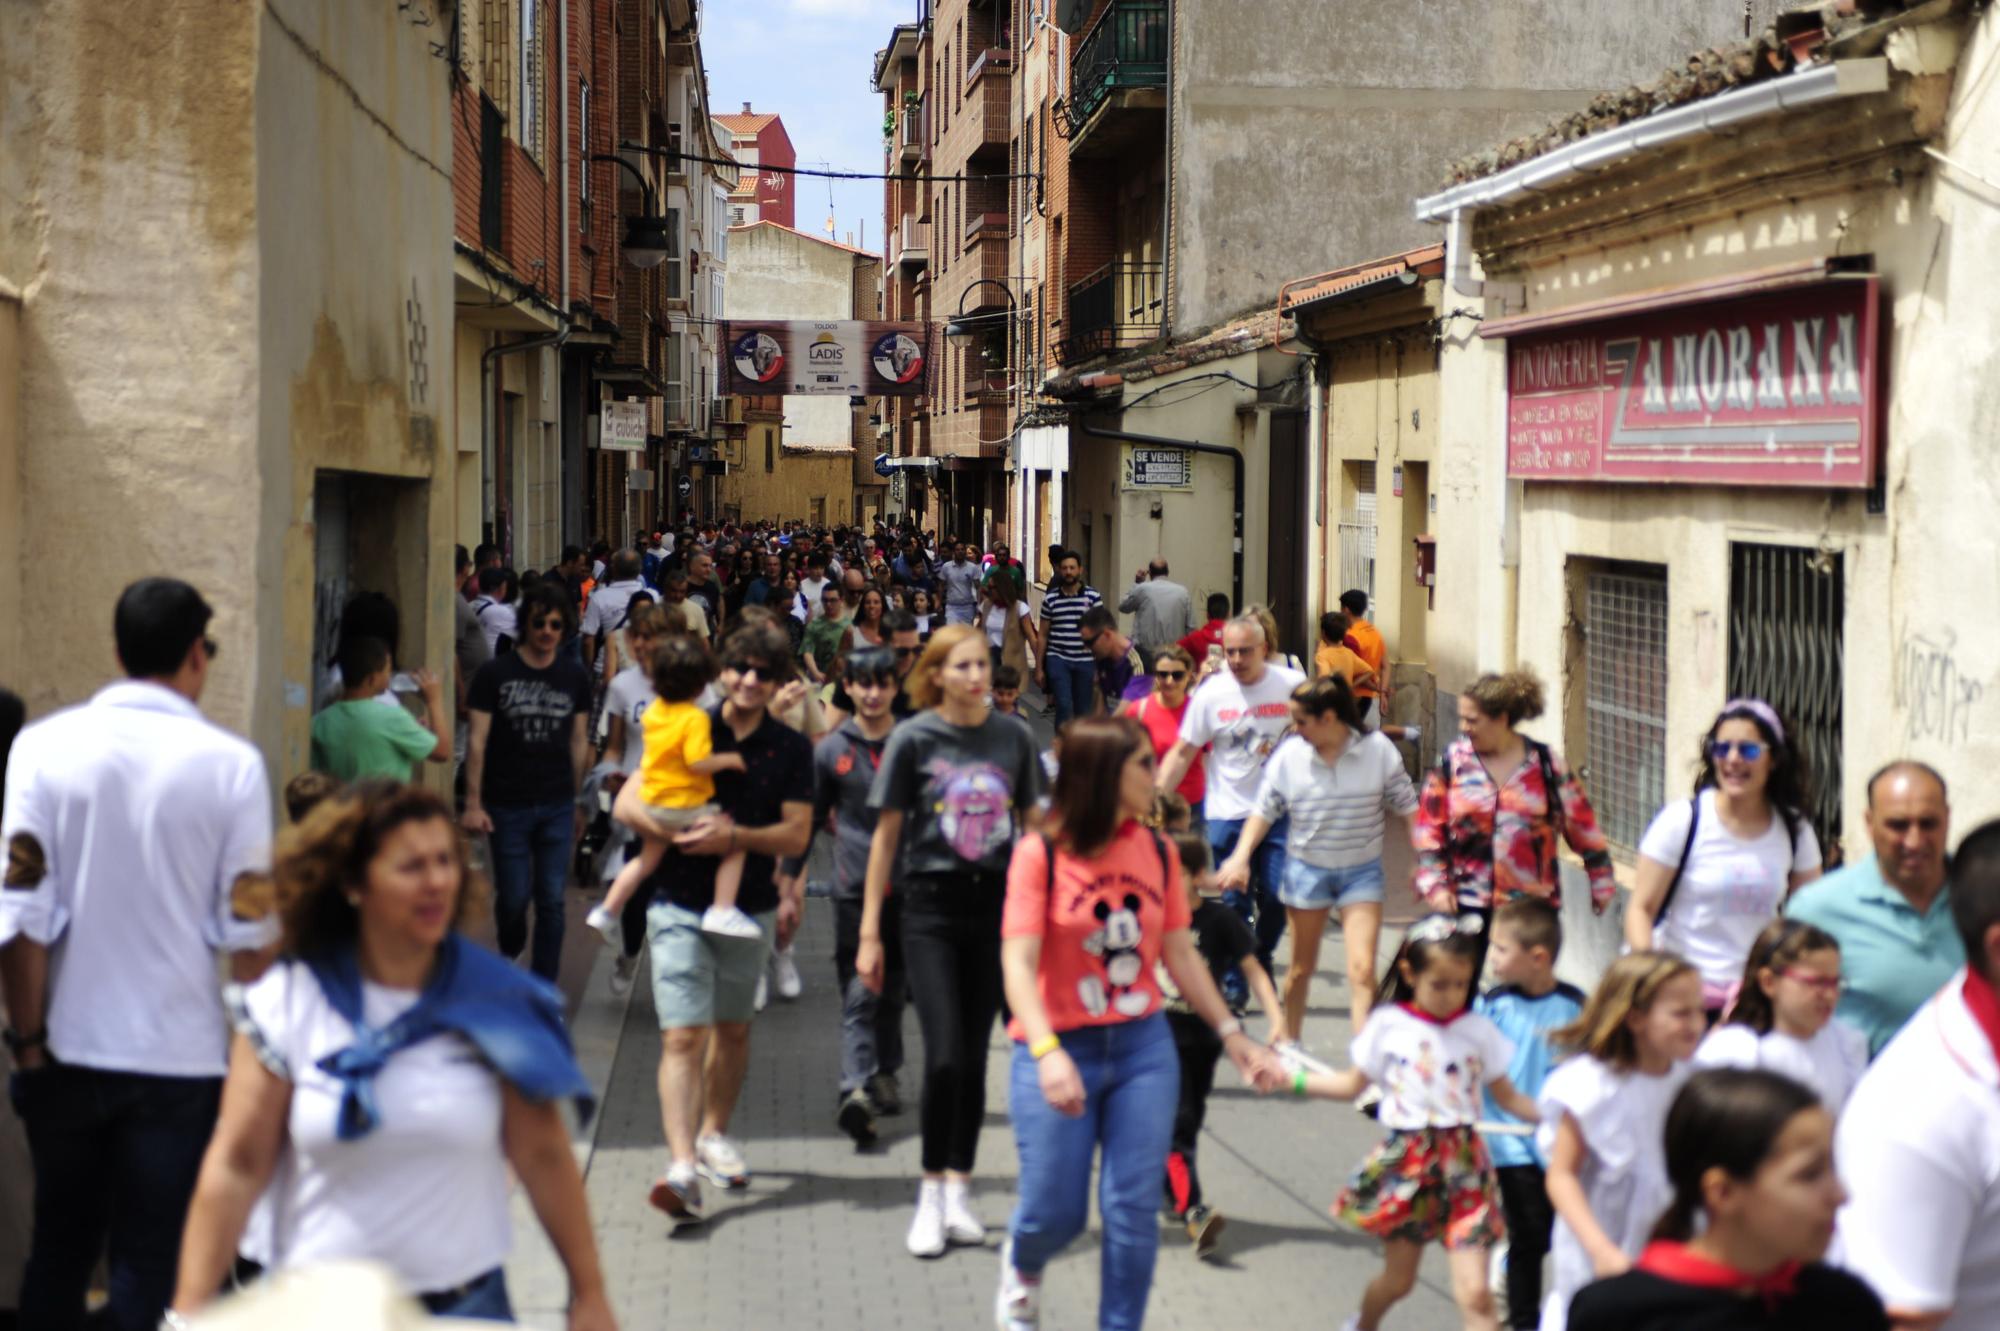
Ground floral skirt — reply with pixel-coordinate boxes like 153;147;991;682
1331;1124;1506;1251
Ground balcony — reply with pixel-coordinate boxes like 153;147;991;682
964;51;1012;160
1057;260;1162;365
1065;0;1166;160
962;211;1007;249
897;215;929;270
899;99;927;162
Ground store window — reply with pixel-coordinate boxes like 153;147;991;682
1571;560;1669;851
1337;461;1377;601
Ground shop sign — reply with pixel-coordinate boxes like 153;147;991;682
1126;446;1191;489
721;320;929;397
1503;279;1879;487
600;400;647;453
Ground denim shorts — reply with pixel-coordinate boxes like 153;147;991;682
1277;856;1385;911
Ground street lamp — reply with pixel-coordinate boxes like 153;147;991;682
945;278;1016;348
591;153;671;269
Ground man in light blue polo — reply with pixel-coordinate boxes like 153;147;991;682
1787;760;1958;1057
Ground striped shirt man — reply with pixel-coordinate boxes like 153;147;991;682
1039;582;1104;664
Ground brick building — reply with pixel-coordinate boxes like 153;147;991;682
717;103;797;229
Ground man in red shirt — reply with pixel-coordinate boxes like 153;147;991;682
1178;593;1232;666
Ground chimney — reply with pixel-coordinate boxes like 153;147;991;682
742;101;752;114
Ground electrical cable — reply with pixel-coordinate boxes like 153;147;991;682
621;140;1042;187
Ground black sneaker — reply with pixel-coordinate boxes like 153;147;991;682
866;1072;903;1117
837;1088;878;1147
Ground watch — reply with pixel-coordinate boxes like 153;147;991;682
3;1026;47;1057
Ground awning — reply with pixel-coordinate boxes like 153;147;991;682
1280;244;1447;316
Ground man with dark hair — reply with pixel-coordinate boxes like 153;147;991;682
639;624;813;1225
685;549;723;639
1119;557;1194;668
471;565;518;655
2;579;278;1330
1836;816;2000;1330
1078;603;1148;716
1036;549;1104;725
1788;760;1959;1055
462;581;594;981
937;542;983;627
1180;591;1233;665
1337;588;1388;729
473;541;503;573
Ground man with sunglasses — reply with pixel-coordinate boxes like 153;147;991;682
463;582;594;983
2;579;279;1330
1078;604;1151;718
634;625;812;1225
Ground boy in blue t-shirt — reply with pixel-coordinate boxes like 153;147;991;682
1476;898;1585;1330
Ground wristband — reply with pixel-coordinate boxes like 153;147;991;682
1029;1034;1061;1060
1291;1069;1308;1098
1214;1017;1242;1041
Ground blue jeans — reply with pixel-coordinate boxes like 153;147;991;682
422;1267;513;1321
1206;814;1289;993
1045;654;1096;725
489;799;575;982
12;1064;222;1331
1007;1014;1180;1331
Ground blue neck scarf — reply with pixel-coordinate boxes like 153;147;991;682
308;933;594;1141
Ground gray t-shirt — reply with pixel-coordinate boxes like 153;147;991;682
803;720;889;898
868;709;1044;880
937;558;983;612
454;592;492;684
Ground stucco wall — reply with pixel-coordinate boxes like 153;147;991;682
1431;14;2000;965
722;420;856;524
0;287;19;688
0;0;261;724
254;0;457;780
1171;0;1793;332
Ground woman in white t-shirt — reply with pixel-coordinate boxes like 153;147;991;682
979;566;1037;679
169;784;613;1328
1624;699;1823;1018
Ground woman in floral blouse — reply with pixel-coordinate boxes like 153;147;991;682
1412;671;1616;943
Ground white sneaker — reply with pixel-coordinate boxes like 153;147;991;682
608;950;639;998
584;903;621;947
755;970;770;1012
907;1186;947;1259
701;904;766;939
943;1180;987;1246
994;1240;1040;1329
647;1161;705;1227
696;1131;749;1189
771;943;802;1000
1337;1317;1361;1331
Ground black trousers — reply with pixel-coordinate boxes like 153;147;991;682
899;877;1005;1174
1163;1011;1222;1214
1496;1163;1555;1330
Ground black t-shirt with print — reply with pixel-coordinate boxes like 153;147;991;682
1568;1265;1887;1331
868;709;1043;880
467;650;593;808
645;706;813;915
1167;900;1258;1017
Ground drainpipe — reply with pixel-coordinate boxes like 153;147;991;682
558;2;572;314
1082;419;1242;611
1443;207;1522;312
483;328;572;563
1160;0;1175;341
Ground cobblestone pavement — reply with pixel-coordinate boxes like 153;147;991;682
508;862;1467;1329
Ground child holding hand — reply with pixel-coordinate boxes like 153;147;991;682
1294;916;1538;1331
587;635;751;943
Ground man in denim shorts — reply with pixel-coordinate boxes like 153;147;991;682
639;624;812;1228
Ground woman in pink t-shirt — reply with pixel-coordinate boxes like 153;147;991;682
996;718;1283;1331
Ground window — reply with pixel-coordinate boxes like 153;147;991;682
730;205;745;226
519;0;543;159
577;80;590;226
1338;462;1377;599
1575;561;1670;851
665;207;682;299
765;429;776;472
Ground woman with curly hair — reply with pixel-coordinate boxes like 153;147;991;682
168;783;613;1328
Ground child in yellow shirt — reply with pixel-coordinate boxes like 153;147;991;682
586;635;753;943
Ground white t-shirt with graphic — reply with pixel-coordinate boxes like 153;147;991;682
1350;1003;1515;1131
1177;662;1305;821
1639;789;1821;995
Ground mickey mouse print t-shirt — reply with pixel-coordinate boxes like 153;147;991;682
1350;1004;1516;1131
1002;822;1193;1037
869;709;1044;879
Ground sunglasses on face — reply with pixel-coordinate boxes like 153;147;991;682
1079;631;1101;648
726;661;777;682
532;616;565;631
203;635;220;660
1709;739;1766;762
893;646;921;659
1155;668;1187;681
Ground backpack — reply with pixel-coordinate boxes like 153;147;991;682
1652;794;1805;926
1040;829;1173;919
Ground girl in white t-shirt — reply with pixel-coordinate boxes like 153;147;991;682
1539;951;1707;1331
1624;699;1822;1016
1694;918;1868;1113
593;604;664;993
1295;916;1539;1331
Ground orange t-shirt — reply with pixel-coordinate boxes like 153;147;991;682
1315;642;1371;688
1002;821;1192;1039
1345;617;1386;697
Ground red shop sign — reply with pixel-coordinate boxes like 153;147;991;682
1503;277;1881;487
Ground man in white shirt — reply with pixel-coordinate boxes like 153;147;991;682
799;552;832;622
937;543;983;626
1;578;279;1330
579;548;649;672
1156;615;1304;988
1835;818;2000;1331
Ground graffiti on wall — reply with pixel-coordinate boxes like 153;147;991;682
1896;624;1984;749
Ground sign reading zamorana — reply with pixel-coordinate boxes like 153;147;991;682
721;320;930;397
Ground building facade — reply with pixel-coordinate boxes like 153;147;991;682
718;103;798;229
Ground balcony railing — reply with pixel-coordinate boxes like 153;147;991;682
899;98;926;161
1059;260;1162;365
1068;0;1167;129
897;215;928;269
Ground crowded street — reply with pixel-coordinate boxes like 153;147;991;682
8;0;2000;1329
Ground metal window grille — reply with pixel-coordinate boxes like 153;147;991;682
1728;543;1844;859
1337;462;1377;601
1581;566;1670;850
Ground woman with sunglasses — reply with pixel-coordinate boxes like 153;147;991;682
1127;646;1203;832
1626;699;1822;1022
